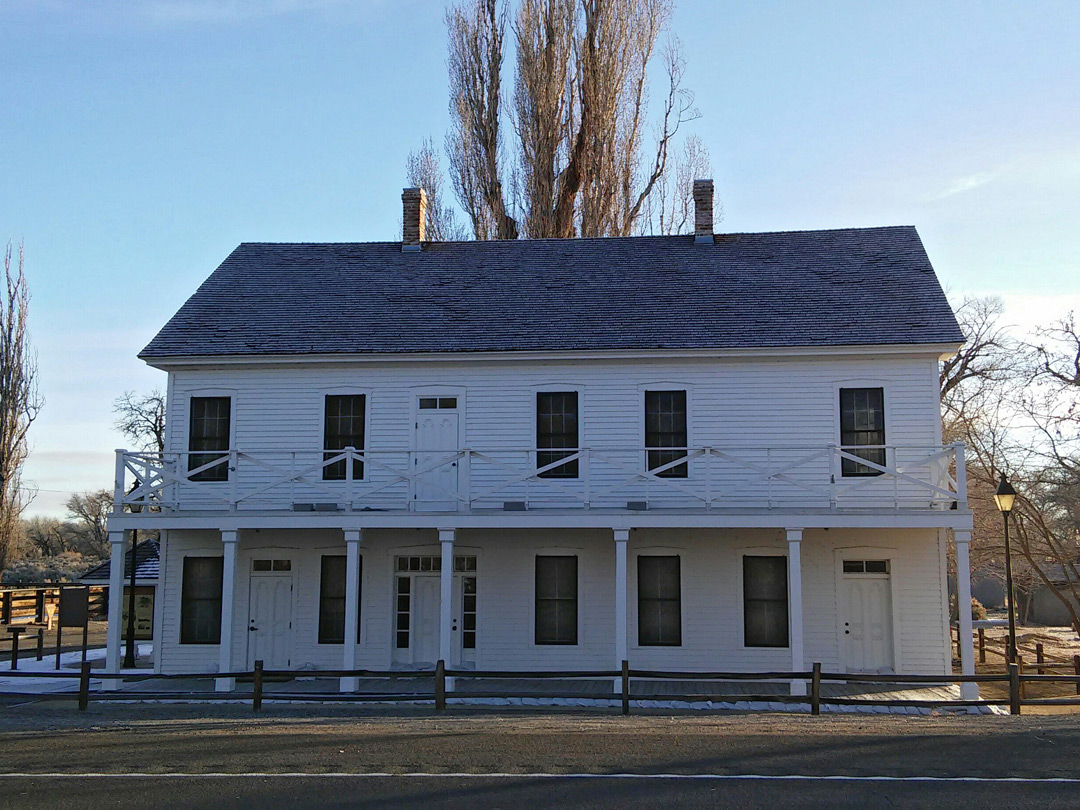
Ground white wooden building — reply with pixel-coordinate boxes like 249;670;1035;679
105;181;978;696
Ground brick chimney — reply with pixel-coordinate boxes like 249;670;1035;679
693;179;714;244
402;187;427;252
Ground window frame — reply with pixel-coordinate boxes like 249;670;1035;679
636;554;682;647
317;554;363;645
642;387;691;479
836;384;888;478
321;392;369;482
186;394;233;483
534;554;579;646
179;555;223;645
534;388;582;479
741;554;790;649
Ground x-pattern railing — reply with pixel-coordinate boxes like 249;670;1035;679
113;444;967;514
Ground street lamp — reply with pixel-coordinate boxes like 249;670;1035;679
994;474;1018;664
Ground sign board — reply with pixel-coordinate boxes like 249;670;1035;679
58;586;89;628
120;587;155;640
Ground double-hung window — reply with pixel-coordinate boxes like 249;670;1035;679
638;556;681;646
743;555;789;647
536;392;579;478
645;390;687;478
324;394;365;480
188;397;231;481
180;557;223;644
839;387;885;476
318;555;362;644
535;556;577;645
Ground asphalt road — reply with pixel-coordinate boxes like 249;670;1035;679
1;704;1079;808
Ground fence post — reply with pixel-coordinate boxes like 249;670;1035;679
35;590;45;623
978;628;985;663
1036;643;1045;675
955;625;962;660
435;659;446;712
1;590;10;624
1018;656;1026;700
811;662;821;716
621;660;630;716
78;661;91;711
1009;662;1021;715
252;660;264;712
1074;655;1080;697
36;627;43;662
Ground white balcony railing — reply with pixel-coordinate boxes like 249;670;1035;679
113;444;967;514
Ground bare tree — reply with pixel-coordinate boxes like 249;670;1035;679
0;242;41;574
24;517;71;558
113;389;166;453
405;138;467;242
643;134;713;235
65;490;112;560
444;0;703;240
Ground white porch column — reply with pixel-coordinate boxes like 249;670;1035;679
439;529;455;687
104;531;126;690
216;530;239;692
614;529;629;692
341;529;362;692
787;529;806;696
955;530;979;700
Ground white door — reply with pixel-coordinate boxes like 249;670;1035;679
843;573;894;673
413;399;460;511
451;574;477;668
411;575;441;666
247;573;294;669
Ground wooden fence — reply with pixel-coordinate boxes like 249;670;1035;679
2;660;1076;716
951;625;1080;697
0;586;108;627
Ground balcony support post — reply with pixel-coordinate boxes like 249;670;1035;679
113;450;126;514
104;531;126;690
787;529;806;696
614;529;629;692
216;530;239;692
341;529;363;692
955;529;979;699
439;528;455;690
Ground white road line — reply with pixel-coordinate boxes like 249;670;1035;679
1;773;1079;783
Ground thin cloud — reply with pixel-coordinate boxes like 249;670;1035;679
930;169;1000;201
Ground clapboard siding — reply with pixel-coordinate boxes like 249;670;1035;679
156;526;948;676
160;353;946;510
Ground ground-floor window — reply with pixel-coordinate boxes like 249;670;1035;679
638;555;681;646
743;555;789;647
180;556;223;644
318;555;362;644
535;555;578;645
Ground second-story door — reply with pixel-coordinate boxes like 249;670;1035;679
413;396;460;511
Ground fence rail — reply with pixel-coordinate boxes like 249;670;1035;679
2;660;1073;716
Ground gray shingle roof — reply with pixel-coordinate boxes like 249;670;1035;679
140;227;963;359
80;539;159;584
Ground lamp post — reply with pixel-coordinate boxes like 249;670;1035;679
994;474;1018;664
123;484;143;669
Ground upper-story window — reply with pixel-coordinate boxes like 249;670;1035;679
645;390;687;478
324;394;366;480
188;396;231;482
536;391;579;478
839;387;885;476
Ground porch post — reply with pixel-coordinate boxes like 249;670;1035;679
216;530;239;692
787;529;806;696
439;528;455;689
614;529;629;692
104;531;126;690
955;529;979;699
341;529;362;692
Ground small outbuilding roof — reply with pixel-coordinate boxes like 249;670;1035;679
80;539;159;584
141;226;963;360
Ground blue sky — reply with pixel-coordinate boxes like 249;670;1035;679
2;0;1078;516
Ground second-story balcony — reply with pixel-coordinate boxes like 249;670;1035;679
114;444;967;515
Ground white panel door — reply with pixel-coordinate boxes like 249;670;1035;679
843;576;894;673
247;574;294;669
413;407;460;510
411;575;441;666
